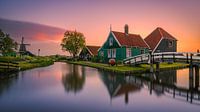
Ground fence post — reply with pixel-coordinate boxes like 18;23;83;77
152;54;154;64
173;53;175;62
162;53;164;62
186;53;189;63
190;54;193;65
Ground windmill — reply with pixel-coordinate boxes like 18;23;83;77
19;37;30;55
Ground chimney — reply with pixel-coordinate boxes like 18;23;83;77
124;24;129;36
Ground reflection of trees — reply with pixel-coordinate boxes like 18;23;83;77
62;64;85;93
0;73;18;96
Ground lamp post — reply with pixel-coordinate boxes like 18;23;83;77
38;49;40;56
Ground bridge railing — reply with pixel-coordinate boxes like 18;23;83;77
123;53;150;65
123;52;200;65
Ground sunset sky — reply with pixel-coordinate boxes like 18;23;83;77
0;0;200;55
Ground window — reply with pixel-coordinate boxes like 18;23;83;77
126;48;131;58
112;49;116;58
168;40;173;47
140;49;145;54
109;38;113;46
100;51;104;57
108;49;111;58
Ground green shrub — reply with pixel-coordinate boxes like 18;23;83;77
91;56;100;63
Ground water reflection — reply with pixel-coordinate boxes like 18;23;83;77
0;62;199;112
99;66;200;105
0;74;18;96
62;64;86;93
99;71;141;104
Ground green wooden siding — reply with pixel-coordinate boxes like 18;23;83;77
98;32;149;63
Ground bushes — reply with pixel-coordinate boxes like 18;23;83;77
91;56;101;63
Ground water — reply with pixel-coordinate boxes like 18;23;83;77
0;62;199;112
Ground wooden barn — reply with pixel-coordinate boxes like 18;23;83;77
144;27;177;53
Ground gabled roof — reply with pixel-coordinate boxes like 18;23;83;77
112;31;149;48
86;45;100;56
144;27;177;51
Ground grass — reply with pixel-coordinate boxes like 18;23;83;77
0;56;54;72
66;61;189;74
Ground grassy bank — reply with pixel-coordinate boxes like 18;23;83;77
0;56;54;73
65;61;189;74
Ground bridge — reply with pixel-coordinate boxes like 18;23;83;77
123;52;200;66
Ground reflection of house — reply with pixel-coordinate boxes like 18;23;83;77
79;45;100;60
99;71;141;104
98;24;149;63
144;27;177;53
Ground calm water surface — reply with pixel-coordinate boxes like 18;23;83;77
0;62;199;112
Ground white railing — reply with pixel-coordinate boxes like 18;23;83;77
123;52;200;65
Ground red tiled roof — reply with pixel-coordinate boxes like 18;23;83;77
144;27;177;51
112;31;149;48
86;45;100;56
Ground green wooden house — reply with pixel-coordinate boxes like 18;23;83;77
98;25;149;63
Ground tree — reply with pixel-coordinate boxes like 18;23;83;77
61;30;85;59
0;29;18;55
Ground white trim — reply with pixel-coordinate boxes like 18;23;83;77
126;48;131;58
142;37;150;49
98;31;121;51
112;49;116;58
111;32;122;47
108;49;111;58
86;47;94;56
152;37;163;53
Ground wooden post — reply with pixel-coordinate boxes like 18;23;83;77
186;53;189;63
162;53;164;62
173;53;175;62
152;54;154;64
190;54;193;65
141;56;143;62
195;66;199;90
156;62;160;72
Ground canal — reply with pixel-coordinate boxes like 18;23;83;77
0;62;199;112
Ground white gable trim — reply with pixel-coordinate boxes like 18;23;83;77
111;32;122;47
98;31;121;51
141;37;150;49
152;37;163;53
86;47;94;56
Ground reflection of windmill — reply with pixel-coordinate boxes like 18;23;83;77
19;37;34;56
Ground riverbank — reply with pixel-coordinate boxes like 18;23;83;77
0;56;54;75
65;61;189;74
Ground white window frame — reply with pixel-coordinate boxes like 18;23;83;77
100;51;104;57
112;49;116;58
108;49;111;58
126;48;131;58
109;38;113;46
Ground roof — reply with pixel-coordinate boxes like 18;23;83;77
113;84;140;97
144;27;177;51
112;31;149;48
86;45;100;56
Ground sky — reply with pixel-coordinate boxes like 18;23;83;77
0;0;200;55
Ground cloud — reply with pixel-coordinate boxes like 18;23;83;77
0;18;65;42
0;18;67;55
